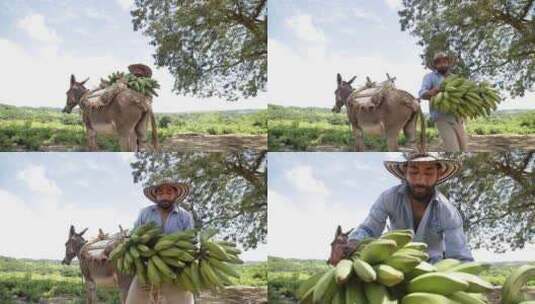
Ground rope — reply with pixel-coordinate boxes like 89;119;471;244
416;100;427;153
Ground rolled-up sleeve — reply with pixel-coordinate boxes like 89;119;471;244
348;193;389;241
418;74;433;98
185;212;195;230
133;209;144;229
442;207;474;261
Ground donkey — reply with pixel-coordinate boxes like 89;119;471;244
327;225;353;266
63;75;159;152
62;225;133;304
332;73;419;151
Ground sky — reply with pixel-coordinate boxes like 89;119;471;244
268;0;535;112
268;152;535;263
0;153;266;262
0;0;266;113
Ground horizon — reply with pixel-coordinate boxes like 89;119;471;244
0;0;266;113
268;0;535;112
268;152;535;263
0;102;265;114
0;153;267;262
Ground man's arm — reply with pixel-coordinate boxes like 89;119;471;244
133;209;144;229
345;192;390;254
185;212;195;230
419;74;440;101
443;208;474;262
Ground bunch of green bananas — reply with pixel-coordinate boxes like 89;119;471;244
501;265;535;304
100;71;160;98
297;229;495;304
123;73;160;98
431;75;501;119
175;229;243;294
109;223;242;294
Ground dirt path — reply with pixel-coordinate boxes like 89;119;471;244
14;286;267;304
161;134;267;152
280;134;535;152
31;133;266;152
428;134;535;152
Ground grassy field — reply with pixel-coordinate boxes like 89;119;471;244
267;256;535;304
0;104;267;151
268;104;535;151
0;256;266;304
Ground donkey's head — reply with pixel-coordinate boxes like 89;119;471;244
63;74;89;113
62;225;88;265
333;73;356;113
327;225;353;266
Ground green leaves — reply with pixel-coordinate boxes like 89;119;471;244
399;0;535;98
131;0;267;101
439;152;535;253
130;151;267;250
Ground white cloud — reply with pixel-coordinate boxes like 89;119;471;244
285;165;329;196
268;190;367;259
0;188;137;260
0;38;266;112
286;14;326;44
17;165;61;198
352;8;382;23
116;0;134;11
385;0;402;10
268;38;427;108
17;13;61;44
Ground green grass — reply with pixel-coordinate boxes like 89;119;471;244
268;104;535;151
0;256;266;303
0;104;267;151
267;256;535;304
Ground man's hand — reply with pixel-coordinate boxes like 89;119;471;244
423;87;440;99
344;239;360;257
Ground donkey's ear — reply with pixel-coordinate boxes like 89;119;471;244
80;77;89;85
70;74;76;86
79;227;88;236
69;225;75;236
348;76;357;85
335;225;342;237
337;73;342;85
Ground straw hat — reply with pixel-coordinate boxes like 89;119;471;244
128;64;152;78
383;152;461;185
143;178;190;203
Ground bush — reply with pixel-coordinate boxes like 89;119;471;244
158;115;173;129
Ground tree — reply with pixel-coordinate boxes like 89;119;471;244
130;151;267;249
131;0;267;101
439;152;535;253
399;0;535;97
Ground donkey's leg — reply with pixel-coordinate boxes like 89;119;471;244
116;121;136;151
134;111;149;152
403;110;418;147
352;124;365;152
86;279;97;304
86;128;98;152
385;128;401;151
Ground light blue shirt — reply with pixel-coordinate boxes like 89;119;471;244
134;204;194;234
348;184;473;263
418;71;456;122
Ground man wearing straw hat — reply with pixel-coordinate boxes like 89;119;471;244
341;152;473;264
126;178;195;304
419;52;468;152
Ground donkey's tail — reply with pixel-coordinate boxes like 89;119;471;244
417;102;426;153
149;108;159;151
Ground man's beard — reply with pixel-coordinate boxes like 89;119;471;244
437;67;449;75
408;184;435;202
157;200;174;209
